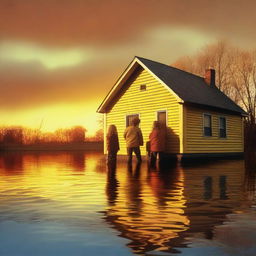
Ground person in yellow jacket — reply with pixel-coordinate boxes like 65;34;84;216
124;117;143;164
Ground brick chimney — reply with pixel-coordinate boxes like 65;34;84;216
204;69;215;86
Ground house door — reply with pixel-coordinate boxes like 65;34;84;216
157;111;167;126
126;114;139;127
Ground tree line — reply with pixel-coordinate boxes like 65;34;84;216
0;126;103;145
172;40;256;150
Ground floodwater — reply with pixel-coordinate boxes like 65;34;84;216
0;152;255;256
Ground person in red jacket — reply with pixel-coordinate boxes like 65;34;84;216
149;121;166;167
107;125;120;163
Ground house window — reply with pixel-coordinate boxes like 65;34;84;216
157;111;167;127
203;114;212;136
140;84;146;91
126;114;139;127
219;117;227;138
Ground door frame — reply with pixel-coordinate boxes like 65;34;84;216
156;110;168;126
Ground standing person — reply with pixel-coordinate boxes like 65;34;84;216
149;121;166;167
107;125;119;163
124;117;143;164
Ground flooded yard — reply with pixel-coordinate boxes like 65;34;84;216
0;152;255;256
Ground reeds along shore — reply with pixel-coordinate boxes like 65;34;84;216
0;141;103;151
0;126;104;151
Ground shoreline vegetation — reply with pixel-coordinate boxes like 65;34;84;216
0;125;104;152
0;122;255;153
0;141;103;152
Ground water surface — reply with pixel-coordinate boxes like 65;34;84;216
0;152;255;256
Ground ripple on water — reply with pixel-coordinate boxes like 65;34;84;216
0;152;255;256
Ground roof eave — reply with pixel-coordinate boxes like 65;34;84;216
184;101;248;116
97;57;140;113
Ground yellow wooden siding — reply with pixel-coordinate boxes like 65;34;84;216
106;68;181;156
184;106;244;153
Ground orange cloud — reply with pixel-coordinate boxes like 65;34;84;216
0;57;117;111
0;0;255;47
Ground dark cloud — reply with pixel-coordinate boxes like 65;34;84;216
0;0;256;47
0;59;117;110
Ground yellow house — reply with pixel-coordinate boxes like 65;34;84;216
97;57;247;159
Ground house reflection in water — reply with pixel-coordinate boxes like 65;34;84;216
104;160;189;254
104;159;249;255
244;151;256;199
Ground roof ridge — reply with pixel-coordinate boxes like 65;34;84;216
98;56;247;115
135;56;205;81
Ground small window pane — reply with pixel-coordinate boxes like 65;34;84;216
204;127;212;136
126;114;139;127
220;129;226;138
204;115;211;127
220;117;226;129
219;117;226;138
140;84;146;91
203;114;212;136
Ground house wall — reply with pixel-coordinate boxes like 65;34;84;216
184;105;244;153
105;67;181;156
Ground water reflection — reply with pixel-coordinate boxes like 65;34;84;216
126;162;143;218
0;152;255;256
104;161;189;254
69;152;86;173
203;176;213;200
0;152;24;174
179;161;245;245
245;151;256;197
203;175;228;200
104;158;255;255
219;175;228;200
106;160;119;206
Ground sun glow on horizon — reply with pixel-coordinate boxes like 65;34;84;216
0;102;102;136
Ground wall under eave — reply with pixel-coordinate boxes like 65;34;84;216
184;105;244;154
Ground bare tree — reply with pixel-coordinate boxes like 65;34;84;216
173;40;233;94
172;40;255;124
229;50;256;124
68;126;87;143
1;127;23;144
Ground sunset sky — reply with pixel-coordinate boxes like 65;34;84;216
1;0;255;135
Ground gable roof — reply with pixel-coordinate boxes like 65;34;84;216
97;56;247;116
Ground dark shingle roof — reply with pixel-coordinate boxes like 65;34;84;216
137;56;247;115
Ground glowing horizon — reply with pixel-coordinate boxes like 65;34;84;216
0;102;102;136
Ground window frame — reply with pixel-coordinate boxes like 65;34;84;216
219;116;227;138
140;84;147;91
203;113;212;137
156;110;168;127
125;113;140;127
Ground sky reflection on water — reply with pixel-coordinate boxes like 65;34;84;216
0;152;255;256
